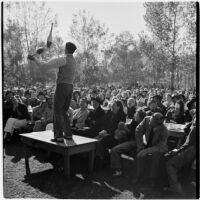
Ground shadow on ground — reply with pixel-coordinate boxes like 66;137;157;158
3;140;197;199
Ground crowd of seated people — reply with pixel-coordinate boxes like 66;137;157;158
3;84;196;195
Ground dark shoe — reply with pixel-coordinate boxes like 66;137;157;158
64;135;73;140
113;170;122;177
51;138;64;143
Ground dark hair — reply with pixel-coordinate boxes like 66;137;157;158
5;90;15;98
147;99;157;107
24;90;31;96
65;42;77;54
175;100;185;116
73;90;81;101
113;99;124;113
136;108;146;122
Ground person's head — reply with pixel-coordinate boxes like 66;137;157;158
153;95;162;104
70;99;77;109
166;93;172;102
134;108;146;123
46;96;54;108
24;90;31;99
187;98;196;110
5;90;15;101
73;90;81;102
127;98;136;108
65;42;77;54
91;97;101;110
11;96;20;106
37;91;46;102
147;99;157;111
149;112;164;128
79;98;88;109
174;100;185;115
111;100;123;114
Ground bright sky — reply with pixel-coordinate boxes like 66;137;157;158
46;2;147;41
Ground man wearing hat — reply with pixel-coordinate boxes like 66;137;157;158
28;42;77;142
133;112;168;187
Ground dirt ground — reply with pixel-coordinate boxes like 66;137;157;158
3;139;197;199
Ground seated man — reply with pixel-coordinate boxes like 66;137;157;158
164;116;196;195
133;112;168;186
110;108;146;176
33;96;54;132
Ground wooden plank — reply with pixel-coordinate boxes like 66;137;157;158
20;131;97;146
21;137;66;154
68;143;97;155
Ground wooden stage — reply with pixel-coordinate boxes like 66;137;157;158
20;131;97;178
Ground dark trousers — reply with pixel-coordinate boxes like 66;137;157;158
95;135;119;159
53;83;73;138
110;141;137;170
73;127;99;138
136;152;163;181
166;146;195;187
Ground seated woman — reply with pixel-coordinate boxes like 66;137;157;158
4;96;30;142
126;97;137;119
71;98;89;130
144;99;162;116
165;100;186;124
95;99;126;165
163;93;174;110
33;96;54;132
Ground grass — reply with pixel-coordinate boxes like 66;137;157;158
3;139;197;199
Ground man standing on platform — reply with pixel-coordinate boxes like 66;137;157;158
28;42;77;142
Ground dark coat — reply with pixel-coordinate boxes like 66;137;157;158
102;110;126;134
165;109;186;124
127;106;136;119
3;101;13;127
12;103;30;120
85;106;105;128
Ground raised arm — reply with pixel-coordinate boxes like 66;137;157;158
28;56;66;69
